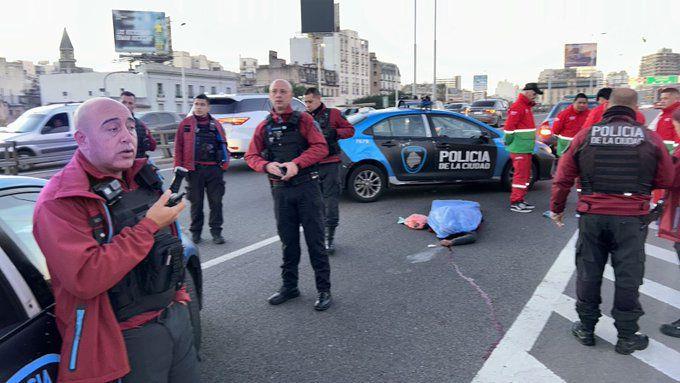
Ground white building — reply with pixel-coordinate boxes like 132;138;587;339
291;29;370;103
173;51;223;71
606;71;630;88
39;63;238;113
495;80;519;101
239;57;258;86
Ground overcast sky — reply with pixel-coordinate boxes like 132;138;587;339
1;0;678;91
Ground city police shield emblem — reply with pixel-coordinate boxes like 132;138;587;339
401;145;427;174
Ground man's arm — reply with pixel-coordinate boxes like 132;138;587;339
551;130;587;213
552;110;566;136
292;114;329;168
244;123;270;173
173;120;186;167
33;199;159;300
331;109;355;139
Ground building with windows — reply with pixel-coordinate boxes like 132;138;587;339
639;48;680;77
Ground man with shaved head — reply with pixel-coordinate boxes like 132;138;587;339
33;97;200;382
246;79;333;311
550;88;673;355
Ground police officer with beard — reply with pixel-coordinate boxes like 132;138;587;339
245;79;332;311
303;87;355;255
550;88;673;355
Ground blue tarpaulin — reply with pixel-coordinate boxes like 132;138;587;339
427;200;482;239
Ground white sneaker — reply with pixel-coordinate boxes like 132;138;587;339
510;202;533;213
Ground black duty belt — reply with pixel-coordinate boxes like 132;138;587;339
269;172;319;187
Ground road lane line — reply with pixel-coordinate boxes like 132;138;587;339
471;231;578;382
645;244;680;266
554;294;680;382
201;234;281;270
603;265;680;309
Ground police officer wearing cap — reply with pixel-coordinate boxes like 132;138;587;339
174;94;230;245
245;79;332;311
550;88;673;355
303;87;355;255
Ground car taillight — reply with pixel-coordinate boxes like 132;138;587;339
218;117;250;125
538;122;552;138
485;109;496;114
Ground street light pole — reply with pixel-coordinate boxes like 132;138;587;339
432;0;437;102
412;0;417;97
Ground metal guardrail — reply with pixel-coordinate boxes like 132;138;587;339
0;130;177;175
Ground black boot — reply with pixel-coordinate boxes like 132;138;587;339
211;231;225;245
268;288;300;305
325;227;336;255
615;334;649;355
571;321;595;346
660;319;680;338
191;232;202;244
314;292;332;311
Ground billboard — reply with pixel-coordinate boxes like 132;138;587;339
645;75;679;85
473;75;488;92
301;0;335;33
112;10;170;54
564;43;597;68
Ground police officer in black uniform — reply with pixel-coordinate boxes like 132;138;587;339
174;94;229;245
245;80;332;311
120;91;157;158
550;88;673;355
303;87;355;254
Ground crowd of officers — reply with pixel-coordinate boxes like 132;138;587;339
27;78;680;381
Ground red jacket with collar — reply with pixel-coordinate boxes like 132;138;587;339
551;104;589;138
173;114;229;171
32;151;187;383
655;101;680;142
505;93;536;131
310;104;355;164
582;101;646;129
659;145;680;242
245;105;328;172
551;113;673;216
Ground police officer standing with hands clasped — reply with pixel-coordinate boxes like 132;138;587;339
303;87;355;254
550;88;673;355
174;94;229;245
245;79;333;311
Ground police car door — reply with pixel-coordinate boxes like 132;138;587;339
429;114;497;180
371;114;437;181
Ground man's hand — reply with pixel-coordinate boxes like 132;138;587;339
265;162;284;178
280;162;299;181
550;211;565;228
146;190;186;229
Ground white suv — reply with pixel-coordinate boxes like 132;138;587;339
190;94;306;159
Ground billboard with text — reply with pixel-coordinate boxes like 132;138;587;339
473;75;488;92
112;10;169;54
564;43;597;67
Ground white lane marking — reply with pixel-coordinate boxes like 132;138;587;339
471;232;578;382
645;244;680;266
201;235;281;270
554;294;680;382
603;265;680;309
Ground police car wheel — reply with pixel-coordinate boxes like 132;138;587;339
185;271;202;351
501;161;539;191
348;164;385;202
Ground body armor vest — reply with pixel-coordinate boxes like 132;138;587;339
263;112;314;180
314;108;340;156
194;120;220;163
91;164;185;322
577;117;657;196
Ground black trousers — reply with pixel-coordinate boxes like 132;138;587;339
318;162;341;229
272;179;331;292
187;165;225;235
575;214;647;338
121;303;200;383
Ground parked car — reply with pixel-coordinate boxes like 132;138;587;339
136;111;183;132
0;175;203;382
338;108;555;202
465;99;509;127
189;94;306;159
445;102;470;113
0;103;80;170
537;100;598;149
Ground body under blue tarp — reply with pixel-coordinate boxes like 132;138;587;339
427;200;482;239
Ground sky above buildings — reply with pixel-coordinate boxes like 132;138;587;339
1;0;678;91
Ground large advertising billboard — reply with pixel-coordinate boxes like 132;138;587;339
473;75;488;92
112;10;170;54
564;43;597;67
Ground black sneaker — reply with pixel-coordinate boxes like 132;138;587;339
660;319;680;338
212;235;226;245
615;334;649;355
522;201;536;209
510;202;533;213
268;288;301;305
571;321;595;346
314;292;332;311
191;233;201;244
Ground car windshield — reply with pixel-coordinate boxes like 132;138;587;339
2;113;45;133
471;101;495;107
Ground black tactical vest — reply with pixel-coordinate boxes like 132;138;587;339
263;112;313;178
91;164;185;322
313;108;341;156
134;118;152;158
194;120;220;163
577;117;657;196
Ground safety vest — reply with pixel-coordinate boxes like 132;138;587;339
577;117;657;196
90;164;185;322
